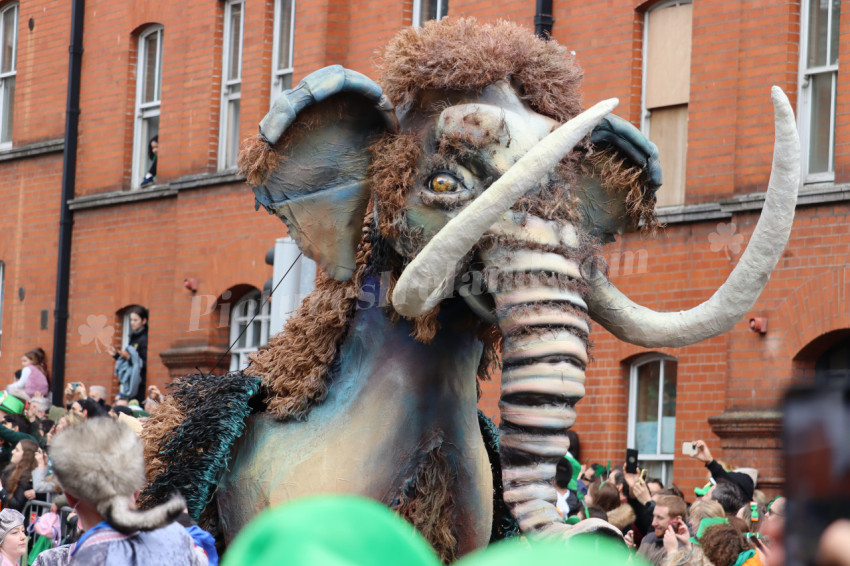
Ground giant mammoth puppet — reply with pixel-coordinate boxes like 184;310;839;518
141;18;799;561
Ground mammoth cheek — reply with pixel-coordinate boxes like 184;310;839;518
390;205;453;259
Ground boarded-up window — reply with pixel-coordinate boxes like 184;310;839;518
644;2;692;206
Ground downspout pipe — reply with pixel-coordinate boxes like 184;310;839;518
51;0;85;402
534;0;554;39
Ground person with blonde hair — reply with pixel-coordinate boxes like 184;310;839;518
50;417;207;564
664;499;726;566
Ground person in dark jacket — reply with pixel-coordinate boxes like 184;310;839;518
107;306;149;404
0;439;38;511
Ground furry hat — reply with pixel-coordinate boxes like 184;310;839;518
50;417;184;534
0;509;23;544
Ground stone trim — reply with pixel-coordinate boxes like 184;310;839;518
170;169;245;190
656;182;850;225
69;185;178;211
0;138;64;163
708;410;782;439
67;170;247;211
159;344;230;379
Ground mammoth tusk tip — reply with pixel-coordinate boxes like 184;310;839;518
770;86;789;104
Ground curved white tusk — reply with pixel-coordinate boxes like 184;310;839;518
392;98;619;318
586;87;800;347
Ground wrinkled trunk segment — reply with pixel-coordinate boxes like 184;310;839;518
481;219;591;534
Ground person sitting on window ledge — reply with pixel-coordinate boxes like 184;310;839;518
140;135;158;187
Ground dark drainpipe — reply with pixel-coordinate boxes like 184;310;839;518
51;0;85;402
534;0;554;39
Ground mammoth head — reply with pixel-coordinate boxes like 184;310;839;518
241;16;799;350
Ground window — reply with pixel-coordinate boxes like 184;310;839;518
0;261;4;352
412;0;448;26
132;26;163;188
0;3;18;148
229;290;270;371
628;355;677;485
219;0;244;170
641;1;692;207
799;0;840;182
121;305;148;349
271;0;295;100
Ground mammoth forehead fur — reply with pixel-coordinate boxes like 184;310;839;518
378;17;584;124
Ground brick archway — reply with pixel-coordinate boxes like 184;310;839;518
774;265;850;358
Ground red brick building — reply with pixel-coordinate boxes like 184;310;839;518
1;0;848;500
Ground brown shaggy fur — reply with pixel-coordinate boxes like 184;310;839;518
249;272;360;420
248;212;376;420
476;323;503;383
141;396;187;484
581;146;659;235
393;446;458;564
369;132;422;240
378;17;583;123
239;134;280;187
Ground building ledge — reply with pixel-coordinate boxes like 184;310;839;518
68;169;246;211
657;182;850;225
708;410;782;439
0;138;64;163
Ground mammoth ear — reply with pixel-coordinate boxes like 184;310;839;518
245;65;398;280
574;114;663;243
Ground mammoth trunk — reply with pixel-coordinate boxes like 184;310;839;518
480;220;592;534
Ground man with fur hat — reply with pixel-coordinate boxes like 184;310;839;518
49;417;208;565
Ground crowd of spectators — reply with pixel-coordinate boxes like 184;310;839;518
0;346;213;565
552;434;850;566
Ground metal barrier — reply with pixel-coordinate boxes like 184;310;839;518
20;500;74;565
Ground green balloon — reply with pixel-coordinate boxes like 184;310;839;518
221;495;440;566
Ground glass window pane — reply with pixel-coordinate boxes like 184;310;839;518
661;361;677;454
251;319;262;348
808;72;834;174
1;7;16;74
228;4;242;81
277;0;293;71
1;76;14;143
635;361;660;454
143;33;159;103
418;0;438;23
237;322;248;348
225;98;240;167
807;0;829;68
829;0;840;66
141;115;159;177
278;73;292;93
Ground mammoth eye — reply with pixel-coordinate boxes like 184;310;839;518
427;172;460;193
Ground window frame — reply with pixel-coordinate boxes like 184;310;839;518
131;25;164;189
411;0;448;26
229;289;271;371
270;0;295;105
0;2;19;149
798;0;839;184
627;354;678;484
219;0;244;170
